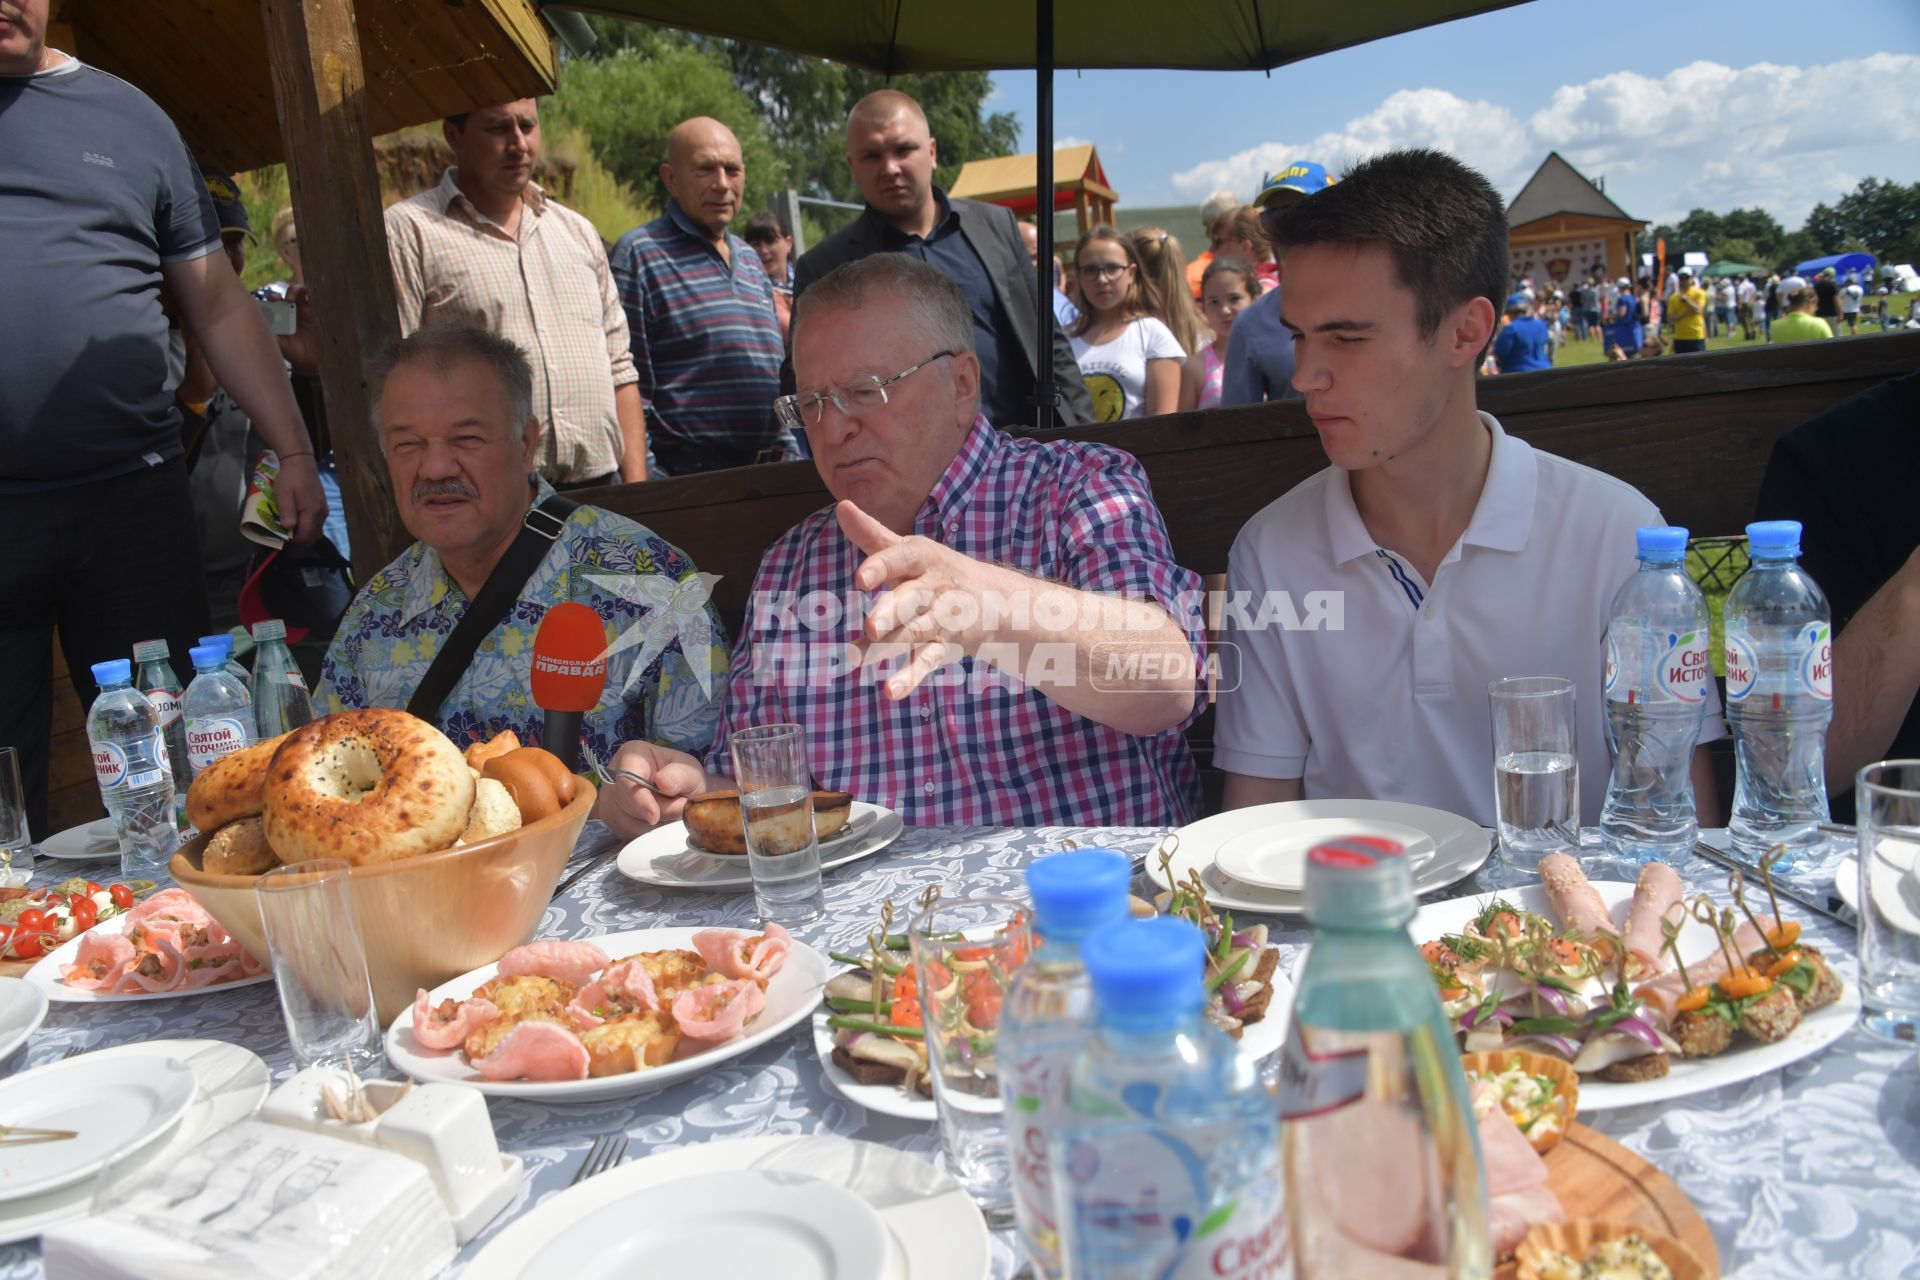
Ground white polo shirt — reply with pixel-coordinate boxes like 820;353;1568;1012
1215;413;1727;826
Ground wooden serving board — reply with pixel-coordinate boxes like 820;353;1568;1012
1495;1123;1719;1279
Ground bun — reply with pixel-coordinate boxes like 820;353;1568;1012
185;731;293;831
464;730;522;772
482;747;578;824
202;816;279;876
264;709;474;866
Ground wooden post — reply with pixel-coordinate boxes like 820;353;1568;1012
259;0;406;582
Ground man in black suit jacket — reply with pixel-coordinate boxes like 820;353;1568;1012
789;90;1094;429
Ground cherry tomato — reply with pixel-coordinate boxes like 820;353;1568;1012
109;884;134;910
8;929;53;960
963;969;1001;1029
84;882;102;896
16;909;49;935
70;898;98;932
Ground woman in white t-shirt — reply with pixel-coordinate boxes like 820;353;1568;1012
1069;226;1184;422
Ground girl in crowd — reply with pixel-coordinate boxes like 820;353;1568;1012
1206;206;1280;290
1179;256;1262;413
1070;225;1186;422
1126;225;1203;356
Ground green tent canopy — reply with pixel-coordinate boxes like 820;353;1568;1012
1702;261;1765;278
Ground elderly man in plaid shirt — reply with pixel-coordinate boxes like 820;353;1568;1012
599;255;1206;836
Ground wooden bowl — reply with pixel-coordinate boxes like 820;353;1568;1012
1461;1049;1580;1153
170;780;596;1024
1516;1219;1708;1280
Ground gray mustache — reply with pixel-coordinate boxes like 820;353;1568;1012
412;480;480;503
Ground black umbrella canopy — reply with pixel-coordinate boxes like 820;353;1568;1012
555;0;1534;426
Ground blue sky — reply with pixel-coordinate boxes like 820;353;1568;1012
988;0;1920;229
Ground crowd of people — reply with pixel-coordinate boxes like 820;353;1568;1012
5;0;1916;849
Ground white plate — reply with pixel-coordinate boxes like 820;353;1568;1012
37;819;118;862
0;1039;270;1244
0;1055;196;1200
1150;800;1492;916
462;1135;989;1280
1387;880;1862;1110
26;913;272;1004
618;802;904;890
384;926;828;1102
1215;817;1434;893
813;964;1296;1121
535;1169;892;1280
0;979;48;1063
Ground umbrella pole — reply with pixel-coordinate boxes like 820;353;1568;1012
1034;0;1057;431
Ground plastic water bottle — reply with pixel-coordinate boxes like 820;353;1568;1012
86;660;181;880
1051;917;1287;1280
249;619;314;737
1000;849;1132;1280
132;639;192;831
182;644;256;782
1283;838;1488;1278
198;632;251;685
1725;519;1834;868
1599;527;1713;864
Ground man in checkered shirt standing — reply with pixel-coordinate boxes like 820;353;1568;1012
598;255;1206;836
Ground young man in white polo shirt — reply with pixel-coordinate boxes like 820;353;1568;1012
1216;148;1723;827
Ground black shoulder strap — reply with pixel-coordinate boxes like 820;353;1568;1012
407;493;578;724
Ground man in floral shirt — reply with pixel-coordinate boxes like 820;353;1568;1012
599;255;1204;837
318;328;727;767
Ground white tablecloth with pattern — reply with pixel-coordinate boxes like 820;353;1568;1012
2;822;1915;1279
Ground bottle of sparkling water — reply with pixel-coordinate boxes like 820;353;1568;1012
1599;526;1712;865
182;645;255;781
132;639;192;831
1052;917;1288;1280
1725;519;1834;869
198;632;252;685
1000;848;1132;1280
1283;837;1488;1278
248;618;314;737
86;660;181;880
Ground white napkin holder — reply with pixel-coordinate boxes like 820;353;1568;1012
259;1068;522;1243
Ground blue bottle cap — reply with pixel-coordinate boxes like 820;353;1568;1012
198;634;233;656
1635;526;1689;560
1083;917;1206;1029
1745;520;1802;560
188;645;223;671
90;659;132;687
1026;849;1132;942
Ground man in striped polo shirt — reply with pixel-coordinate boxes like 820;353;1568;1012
610;117;787;476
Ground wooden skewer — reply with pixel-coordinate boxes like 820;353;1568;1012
0;1125;78;1144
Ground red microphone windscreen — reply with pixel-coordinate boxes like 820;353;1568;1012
530;602;609;712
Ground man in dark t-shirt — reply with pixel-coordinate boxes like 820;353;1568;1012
1754;369;1920;823
1813;270;1840;324
0;0;326;836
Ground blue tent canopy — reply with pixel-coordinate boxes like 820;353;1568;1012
1796;252;1877;277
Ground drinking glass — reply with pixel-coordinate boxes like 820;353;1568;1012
257;860;384;1074
729;724;827;925
909;895;1030;1227
0;748;30;883
1488;677;1580;873
1857;761;1920;1040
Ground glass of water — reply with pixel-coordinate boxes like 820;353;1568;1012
1857;761;1920;1040
909;895;1030;1226
257;860;384;1075
729;724;826;925
1489;677;1580;873
0;748;31;884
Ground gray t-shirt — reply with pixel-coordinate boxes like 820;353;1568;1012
1220;286;1300;406
0;56;221;493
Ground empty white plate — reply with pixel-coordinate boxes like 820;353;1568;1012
37;818;119;862
1214;817;1434;892
531;1168;891;1280
0;1055;196;1201
0;979;48;1063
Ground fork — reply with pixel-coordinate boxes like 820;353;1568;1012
569;1133;628;1186
579;740;672;798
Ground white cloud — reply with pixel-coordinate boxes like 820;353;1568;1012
1171;54;1920;228
1055;135;1094;149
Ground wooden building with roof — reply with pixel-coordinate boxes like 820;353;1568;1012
949;144;1117;235
1506;152;1646;288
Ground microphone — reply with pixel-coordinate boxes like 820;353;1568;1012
530;601;608;773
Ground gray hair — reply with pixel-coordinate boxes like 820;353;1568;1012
1199;190;1240;227
369;326;534;432
791;255;974;360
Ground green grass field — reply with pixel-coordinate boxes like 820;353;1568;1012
1546;293;1916;367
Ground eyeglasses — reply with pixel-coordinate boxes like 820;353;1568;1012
774;350;959;430
1079;263;1131;282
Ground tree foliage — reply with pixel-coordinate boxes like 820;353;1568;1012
1638;179;1919;274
